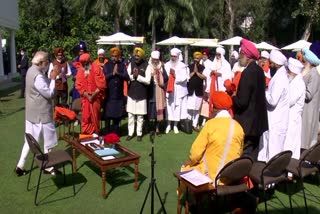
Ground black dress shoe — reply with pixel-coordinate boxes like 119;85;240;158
137;136;142;142
126;135;134;141
15;167;27;176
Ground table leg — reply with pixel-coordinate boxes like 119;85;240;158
185;187;189;214
102;171;107;198
177;180;181;214
134;162;139;190
72;146;77;172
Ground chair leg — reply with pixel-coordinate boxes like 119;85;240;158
27;158;35;191
263;189;268;214
300;178;308;214
286;182;293;213
71;163;75;196
34;169;43;206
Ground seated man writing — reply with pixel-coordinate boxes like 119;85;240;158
181;91;257;213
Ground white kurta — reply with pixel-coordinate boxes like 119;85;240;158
258;66;290;162
17;74;58;169
126;63;152;115
301;67;320;149
201;59;214;93
283;74;306;159
212;56;232;91
165;60;189;121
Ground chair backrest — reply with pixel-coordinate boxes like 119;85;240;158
25;133;43;156
262;150;292;177
302;142;320;163
215;157;253;186
71;98;82;113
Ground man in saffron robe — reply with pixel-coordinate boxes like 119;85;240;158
93;48;108;71
75;53;106;134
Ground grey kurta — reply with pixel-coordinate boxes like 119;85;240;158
301;67;320;149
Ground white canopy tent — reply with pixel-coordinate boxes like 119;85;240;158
281;40;311;50
218;36;243;46
96;32;144;45
256;42;279;50
190;39;221;48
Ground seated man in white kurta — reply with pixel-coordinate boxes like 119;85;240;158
126;47;151;142
165;48;189;134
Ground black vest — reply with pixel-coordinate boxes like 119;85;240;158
128;60;148;101
187;63;205;96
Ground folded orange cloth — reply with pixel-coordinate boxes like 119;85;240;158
79;134;93;140
167;74;175;93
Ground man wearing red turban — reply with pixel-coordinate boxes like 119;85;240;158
232;38;268;161
76;53;107;134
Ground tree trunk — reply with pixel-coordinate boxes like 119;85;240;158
152;19;156;50
301;17;312;41
115;14;120;32
133;4;137;36
226;0;234;39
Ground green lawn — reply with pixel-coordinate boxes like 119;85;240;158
0;84;319;213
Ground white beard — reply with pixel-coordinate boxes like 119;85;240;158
302;67;311;76
84;64;91;77
170;59;178;68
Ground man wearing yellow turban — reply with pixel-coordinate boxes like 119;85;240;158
187;52;206;132
126;47;151;141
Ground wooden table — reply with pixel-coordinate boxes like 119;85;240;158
174;171;215;214
66;137;140;198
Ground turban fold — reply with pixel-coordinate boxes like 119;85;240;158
240;39;260;60
193;51;203;58
170;48;181;56
270;50;287;66
288;57;304;75
134;47;145;58
110;47;121;57
54;47;63;56
261;51;270;59
79;53;91;63
302;47;320;66
202;48;210;56
216;47;225;56
97;48;105;55
211;91;232;110
231;51;239;60
151;50;160;59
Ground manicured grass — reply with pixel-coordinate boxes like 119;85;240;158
0;86;319;213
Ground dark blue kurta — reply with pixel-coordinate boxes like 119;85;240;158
103;61;129;118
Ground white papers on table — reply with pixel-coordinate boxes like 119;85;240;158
180;169;213;186
80;139;100;146
102;156;115;160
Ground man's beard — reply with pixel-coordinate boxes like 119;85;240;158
170;59;178;67
84;64;91;76
99;57;104;63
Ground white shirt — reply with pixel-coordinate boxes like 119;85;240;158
47;62;72;83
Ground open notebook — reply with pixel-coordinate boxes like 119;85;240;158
180;169;213;186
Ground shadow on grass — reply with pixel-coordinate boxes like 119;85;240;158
0;84;20;98
35;172;87;206
0;106;25;119
84;161;147;197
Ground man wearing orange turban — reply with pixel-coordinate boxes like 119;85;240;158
181;90;244;184
48;47;72;108
232;38;268;161
75;53;107;134
102;47;129;135
126;47;151;141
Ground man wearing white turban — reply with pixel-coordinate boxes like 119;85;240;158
301;43;320;150
258;49;290;162
164;48;189;134
283;58;306;159
211;47;232;92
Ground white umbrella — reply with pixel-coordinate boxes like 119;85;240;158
96;32;143;45
256;42;278;50
190;39;222;48
281;40;311;50
156;36;193;46
218;36;243;46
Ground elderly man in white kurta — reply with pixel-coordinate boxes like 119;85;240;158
165;48;189;134
15;51;59;176
283;58;306;159
258;50;290;162
301;44;320;149
211;47;232;92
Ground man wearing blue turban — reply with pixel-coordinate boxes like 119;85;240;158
301;42;320;150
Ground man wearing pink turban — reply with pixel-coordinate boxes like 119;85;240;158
232;38;268;160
